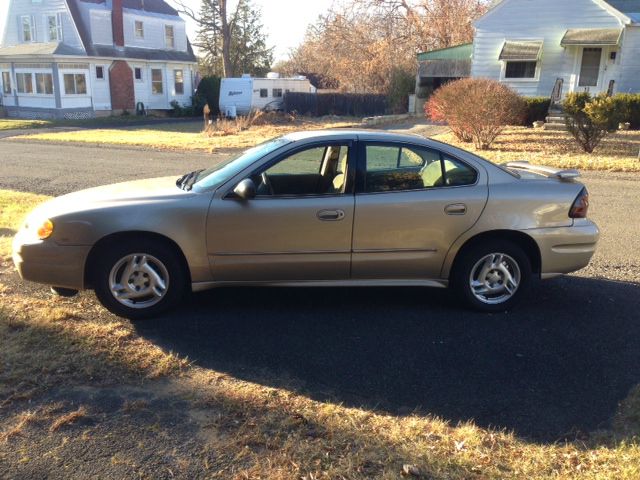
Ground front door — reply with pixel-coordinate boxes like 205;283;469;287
578;47;603;91
206;142;355;282
352;142;488;279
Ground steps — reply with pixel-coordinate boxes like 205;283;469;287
544;109;567;131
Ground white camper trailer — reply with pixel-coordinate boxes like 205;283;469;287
219;73;316;117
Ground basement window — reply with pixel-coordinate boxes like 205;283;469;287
504;61;537;79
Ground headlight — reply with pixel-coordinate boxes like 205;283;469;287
36;219;54;240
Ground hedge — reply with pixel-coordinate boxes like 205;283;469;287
612;93;640;129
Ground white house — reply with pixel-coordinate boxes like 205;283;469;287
471;0;640;97
0;0;197;119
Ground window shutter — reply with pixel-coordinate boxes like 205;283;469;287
31;15;37;42
58;13;63;41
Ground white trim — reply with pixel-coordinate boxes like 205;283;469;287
592;0;631;24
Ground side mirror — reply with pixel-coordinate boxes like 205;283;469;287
233;178;256;200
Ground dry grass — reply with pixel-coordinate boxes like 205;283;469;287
434;127;640;172
1;188;640;478
23;115;358;152
49;406;87;433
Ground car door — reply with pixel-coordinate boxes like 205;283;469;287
206;141;355;282
352;141;489;280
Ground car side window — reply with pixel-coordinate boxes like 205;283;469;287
364;144;442;193
254;144;350;197
441;154;478;187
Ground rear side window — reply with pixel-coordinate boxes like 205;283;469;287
363;144;476;193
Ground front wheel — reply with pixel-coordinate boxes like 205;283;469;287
93;240;187;320
451;241;531;312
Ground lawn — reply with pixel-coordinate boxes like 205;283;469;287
0;119;53;131
1;188;640;478
433;127;640;172
23;116;358;152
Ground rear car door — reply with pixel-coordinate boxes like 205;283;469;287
352;141;489;279
206;141;355;282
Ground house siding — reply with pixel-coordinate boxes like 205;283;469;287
122;11;187;52
618;26;640;93
472;0;624;97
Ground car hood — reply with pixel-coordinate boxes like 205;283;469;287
31;176;193;219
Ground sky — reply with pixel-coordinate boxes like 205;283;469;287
0;1;337;62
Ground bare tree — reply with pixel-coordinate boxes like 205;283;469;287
173;0;233;76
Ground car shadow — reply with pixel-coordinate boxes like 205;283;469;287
133;275;640;443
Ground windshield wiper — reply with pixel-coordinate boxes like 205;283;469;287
176;169;204;191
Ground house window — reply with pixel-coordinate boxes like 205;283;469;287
47;14;63;42
35;73;54;94
504;61;537;79
260;88;268;98
21;16;35;42
272;88;283;98
96;66;104;80
151;69;163;94
135;21;144;39
134;67;143;81
174;70;184;95
64;73;87;95
16;73;33;94
165;25;175;49
2;72;11;94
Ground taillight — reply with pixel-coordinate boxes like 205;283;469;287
569;188;589;218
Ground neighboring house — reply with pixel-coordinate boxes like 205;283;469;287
415;43;473;113
0;0;197;119
415;0;640;102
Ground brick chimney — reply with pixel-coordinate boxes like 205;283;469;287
112;0;125;48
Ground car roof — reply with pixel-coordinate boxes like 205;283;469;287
283;129;430;144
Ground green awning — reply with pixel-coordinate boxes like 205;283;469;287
561;29;622;46
499;40;543;61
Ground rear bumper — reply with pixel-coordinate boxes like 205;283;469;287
525;220;599;277
12;231;90;291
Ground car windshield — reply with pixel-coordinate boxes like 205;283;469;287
191;137;291;191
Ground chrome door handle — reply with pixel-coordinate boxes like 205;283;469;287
317;209;346;221
445;203;467;215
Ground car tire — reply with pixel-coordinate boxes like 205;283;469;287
451;240;531;312
92;240;187;320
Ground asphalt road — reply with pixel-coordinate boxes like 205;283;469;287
1;140;639;442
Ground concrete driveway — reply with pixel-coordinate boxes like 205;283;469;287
1;140;639;441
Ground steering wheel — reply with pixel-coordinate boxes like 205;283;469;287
261;172;275;196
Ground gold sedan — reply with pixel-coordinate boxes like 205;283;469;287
13;131;599;319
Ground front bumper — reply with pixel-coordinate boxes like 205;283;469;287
12;230;91;291
526;220;600;278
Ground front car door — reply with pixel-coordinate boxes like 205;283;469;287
352;140;489;280
206;140;355;282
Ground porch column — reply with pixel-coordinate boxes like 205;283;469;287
52;63;62;109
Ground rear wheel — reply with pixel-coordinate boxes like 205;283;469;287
452;240;531;312
93;240;187;320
